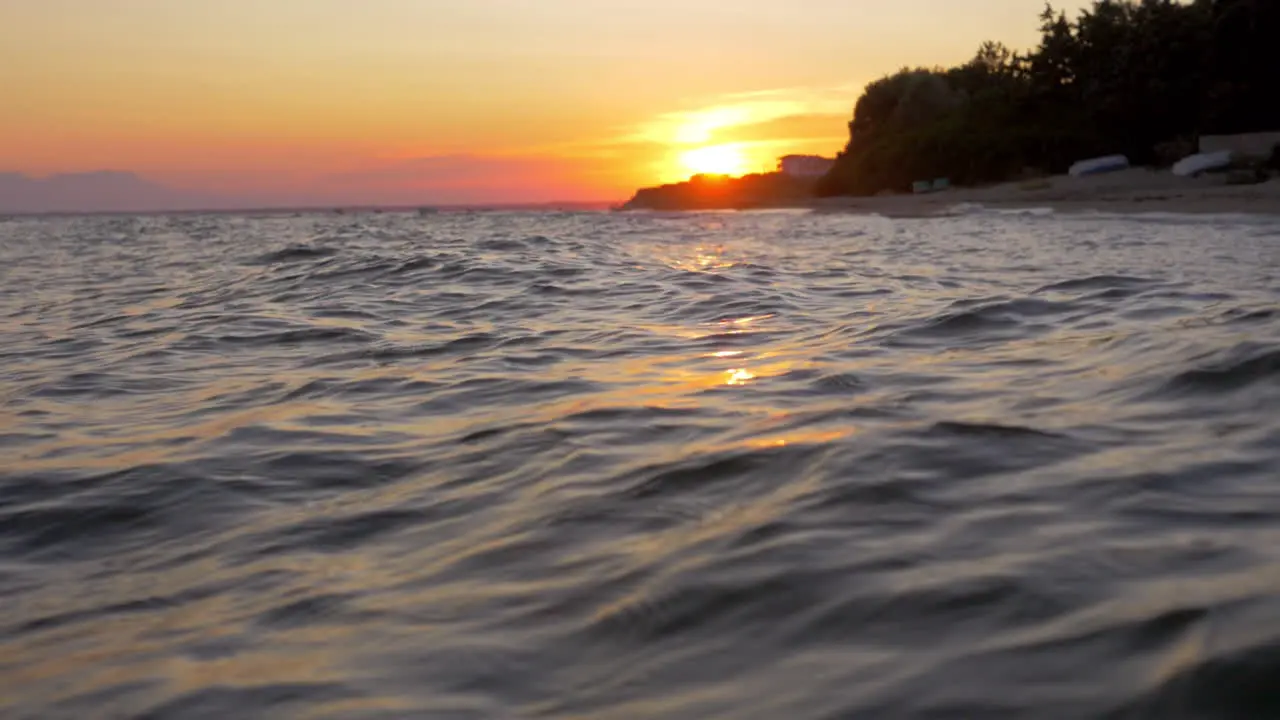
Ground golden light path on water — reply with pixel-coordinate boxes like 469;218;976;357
642;240;854;450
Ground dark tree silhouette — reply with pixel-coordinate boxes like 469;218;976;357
818;0;1280;197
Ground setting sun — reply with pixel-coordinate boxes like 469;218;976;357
680;145;749;178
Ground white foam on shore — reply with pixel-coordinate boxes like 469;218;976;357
933;203;1055;217
1065;209;1279;224
926;202;1274;224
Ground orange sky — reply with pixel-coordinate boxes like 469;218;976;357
0;1;1089;206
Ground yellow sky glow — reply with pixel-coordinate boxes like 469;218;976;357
680;145;752;177
0;0;1091;206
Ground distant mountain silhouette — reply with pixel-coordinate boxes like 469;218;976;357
0;171;230;214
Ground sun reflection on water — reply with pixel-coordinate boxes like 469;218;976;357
745;427;854;450
666;244;738;274
721;314;774;327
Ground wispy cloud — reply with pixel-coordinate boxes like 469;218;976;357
628;84;859;146
526;83;856;159
498;84;854;185
536;84;856;181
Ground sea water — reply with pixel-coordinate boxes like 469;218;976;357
2;209;1279;719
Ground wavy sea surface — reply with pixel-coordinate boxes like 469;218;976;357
2;208;1280;719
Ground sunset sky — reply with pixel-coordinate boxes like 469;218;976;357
1;1;1089;207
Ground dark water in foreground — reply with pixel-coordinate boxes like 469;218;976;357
2;208;1280;719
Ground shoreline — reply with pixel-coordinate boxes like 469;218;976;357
803;168;1280;217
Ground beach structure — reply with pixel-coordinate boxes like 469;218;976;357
1198;131;1280;161
912;178;951;194
1068;155;1130;177
1173;150;1233;177
777;155;835;179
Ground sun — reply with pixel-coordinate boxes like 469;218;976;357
680;144;749;178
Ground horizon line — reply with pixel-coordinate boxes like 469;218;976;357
0;199;626;219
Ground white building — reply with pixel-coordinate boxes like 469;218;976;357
1198;131;1280;160
777;155;835;178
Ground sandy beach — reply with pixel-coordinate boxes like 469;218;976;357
808;168;1280;216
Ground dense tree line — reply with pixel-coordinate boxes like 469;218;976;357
621;173;817;210
817;0;1280;196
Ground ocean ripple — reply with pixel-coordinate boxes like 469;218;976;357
1;208;1279;718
